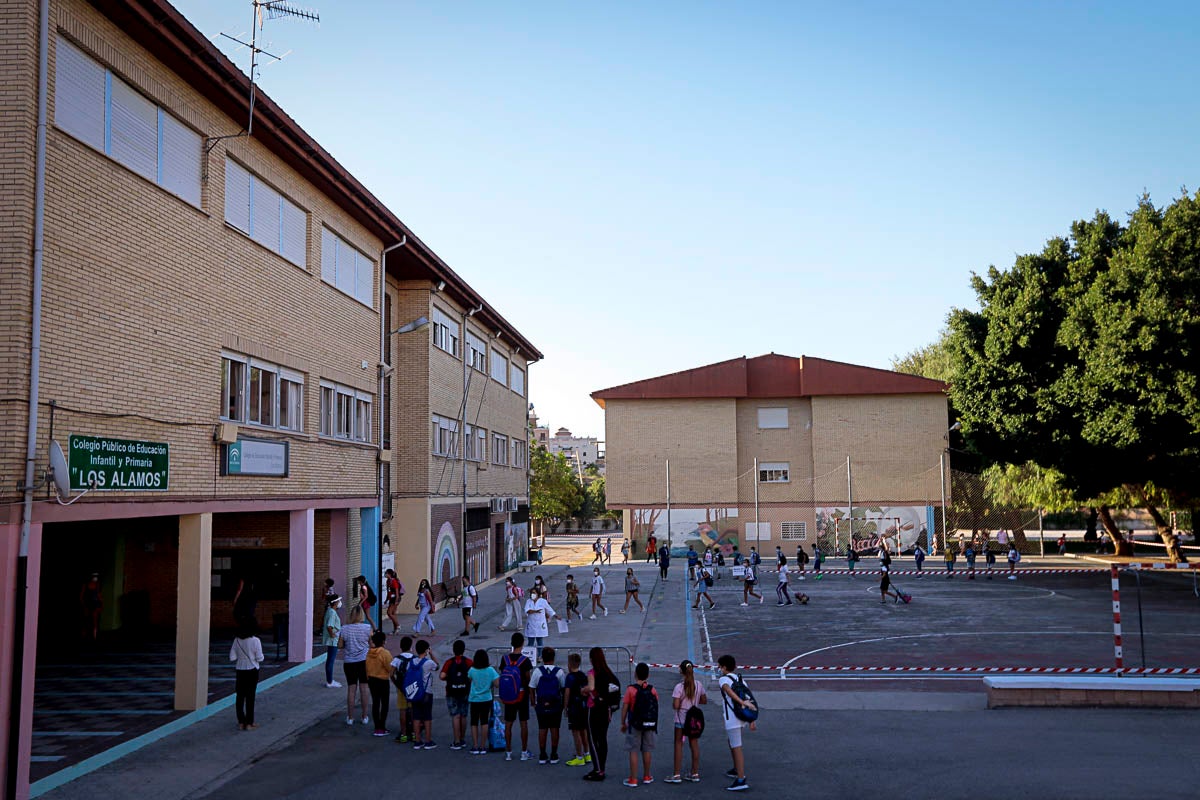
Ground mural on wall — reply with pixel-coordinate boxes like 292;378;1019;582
640;508;741;557
434;521;458;586
815;505;927;554
506;521;528;571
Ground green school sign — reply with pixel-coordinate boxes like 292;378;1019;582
68;434;170;491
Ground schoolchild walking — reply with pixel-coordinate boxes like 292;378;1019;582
322;594;343;688
775;557;793;605
620;662;659;787
1007;545;1021;579
693;565;716;609
664;659;706;784
703;547;715;576
659;546;671;580
878;547;905;604
413;579;436;635
985;545;996;578
384;569;404;634
740;561;763;605
440;638;472;750
565;574;583;622
589;567;608;619
811;543;823;578
592;538;603;564
717;654;756;792
646;534;658;563
687;545;699;581
964;542;977;579
605;537;614;564
459;574;480;636
622;568;644;613
564;652;592;766
366;631;393;736
466;649;499;755
796;545;808;579
230;621;264;731
621;538;630;563
500;576;524;631
913;544;926;572
715;549;725;579
944;545;956;578
531;646;566;764
846;545;858;571
500;632;534;761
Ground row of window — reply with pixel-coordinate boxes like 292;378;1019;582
221;354;372;443
430;415;528;468
431;307;526;396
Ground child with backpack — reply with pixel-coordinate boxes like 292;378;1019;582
365;630;393;736
565;575;582;622
665;658;706;784
530;646;566;764
589;568;608;619
389;636;414;742
1007;545;1021;579
692;565;716;610
717;654;757;792
466;648;499;755
440;638;472;750
563;652;591;767
619;662;659;788
402;639;438;749
499;632;534;761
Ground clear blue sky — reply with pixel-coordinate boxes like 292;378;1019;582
174;0;1200;438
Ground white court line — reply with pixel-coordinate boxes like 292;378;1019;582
698;601;715;672
781;631;1200;671
862;585;1058;601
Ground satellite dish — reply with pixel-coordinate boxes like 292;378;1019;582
49;440;70;498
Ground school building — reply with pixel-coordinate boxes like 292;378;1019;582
0;0;538;795
592;354;949;556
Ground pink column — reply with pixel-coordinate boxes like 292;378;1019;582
0;521;42;800
329;509;348;599
288;509;315;663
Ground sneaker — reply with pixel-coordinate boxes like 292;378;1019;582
450;741;463;750
585;754;593;763
372;729;388;737
726;768;738;778
664;775;683;784
589;614;597;620
521;750;534;761
361;715;370;725
758;595;764;604
776;602;785;606
622;779;639;788
413;741;424;750
346;716;355;726
474;622;481;633
539;754;548;765
727;777;749;791
604;608;609;616
326;680;343;688
686;773;701;782
424;741;438;750
506;751;513;761
619;609;626;614
550;753;560;764
709;602;716;609
642;776;654;784
1008;574;1018;580
566;756;587;766
739;602;749;606
583;772;606;781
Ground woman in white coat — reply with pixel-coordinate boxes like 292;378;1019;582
523;586;561;649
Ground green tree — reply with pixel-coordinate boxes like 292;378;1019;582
530;445;583;533
947;193;1200;560
892;332;955;383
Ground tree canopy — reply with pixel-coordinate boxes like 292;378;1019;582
529;445;583;532
945;192;1200;559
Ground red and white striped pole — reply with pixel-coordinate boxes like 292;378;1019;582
1110;564;1124;674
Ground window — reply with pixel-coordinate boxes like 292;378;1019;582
320;227;374;307
492;433;509;465
510;364;525;396
432;415;459;457
221;354;304;432
224;158;307;267
432;307;459;357
781;522;807;541
464;424;486;461
512;440;527;469
467;331;487;372
757;407;789;429
758;462;790;483
55;36;200;206
490;349;508;385
319;381;372;442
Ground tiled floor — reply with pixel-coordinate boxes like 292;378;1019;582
30;634;294;782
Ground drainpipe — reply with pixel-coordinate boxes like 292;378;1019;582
375;237;405;631
9;1;50;796
461;304;482;581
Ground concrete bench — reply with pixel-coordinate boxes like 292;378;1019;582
517;560;539;572
983;675;1200;708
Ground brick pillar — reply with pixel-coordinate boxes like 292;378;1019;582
288;508;315;663
175;513;212;711
0;521;42;800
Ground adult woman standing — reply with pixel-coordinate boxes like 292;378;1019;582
621;568;644;613
664;659;707;783
499;576;523;631
322;594;343;688
338;606;372;725
230;620;265;730
384;569;404;635
581;647;619;781
523;587;560;649
413;579;436;635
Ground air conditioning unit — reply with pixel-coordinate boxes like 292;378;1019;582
507;497;520;512
490;498;505;513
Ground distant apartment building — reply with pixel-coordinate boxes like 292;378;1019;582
592;354;947;555
0;1;538;795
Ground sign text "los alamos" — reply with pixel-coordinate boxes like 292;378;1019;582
68;434;170;491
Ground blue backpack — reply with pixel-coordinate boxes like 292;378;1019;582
533;665;563;713
402;656;428;702
499;653;528;704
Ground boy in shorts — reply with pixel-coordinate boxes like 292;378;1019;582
530;646;566;764
390;636;414;742
440;638;472;749
409;639;439;749
563;652;591;765
620;662;659;787
718;654;756;791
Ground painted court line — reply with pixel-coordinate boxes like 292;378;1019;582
29;653;324;798
37;710;174;716
29;757;65;763
32;732;124;737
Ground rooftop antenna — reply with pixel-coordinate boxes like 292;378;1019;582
205;1;320;153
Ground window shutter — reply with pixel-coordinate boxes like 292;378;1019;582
280;197;306;266
321;227;337;284
108;76;158;181
354;252;374;306
251;179;282;253
224;159;251;233
335;240;355;295
54;37;105;150
160;113;200;205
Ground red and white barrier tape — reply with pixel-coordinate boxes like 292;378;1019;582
640;663;1200;675
751;568;1107;576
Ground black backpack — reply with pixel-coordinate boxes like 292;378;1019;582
445;656;471;697
683;705;705;739
629;683;658;730
391;653;412;691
